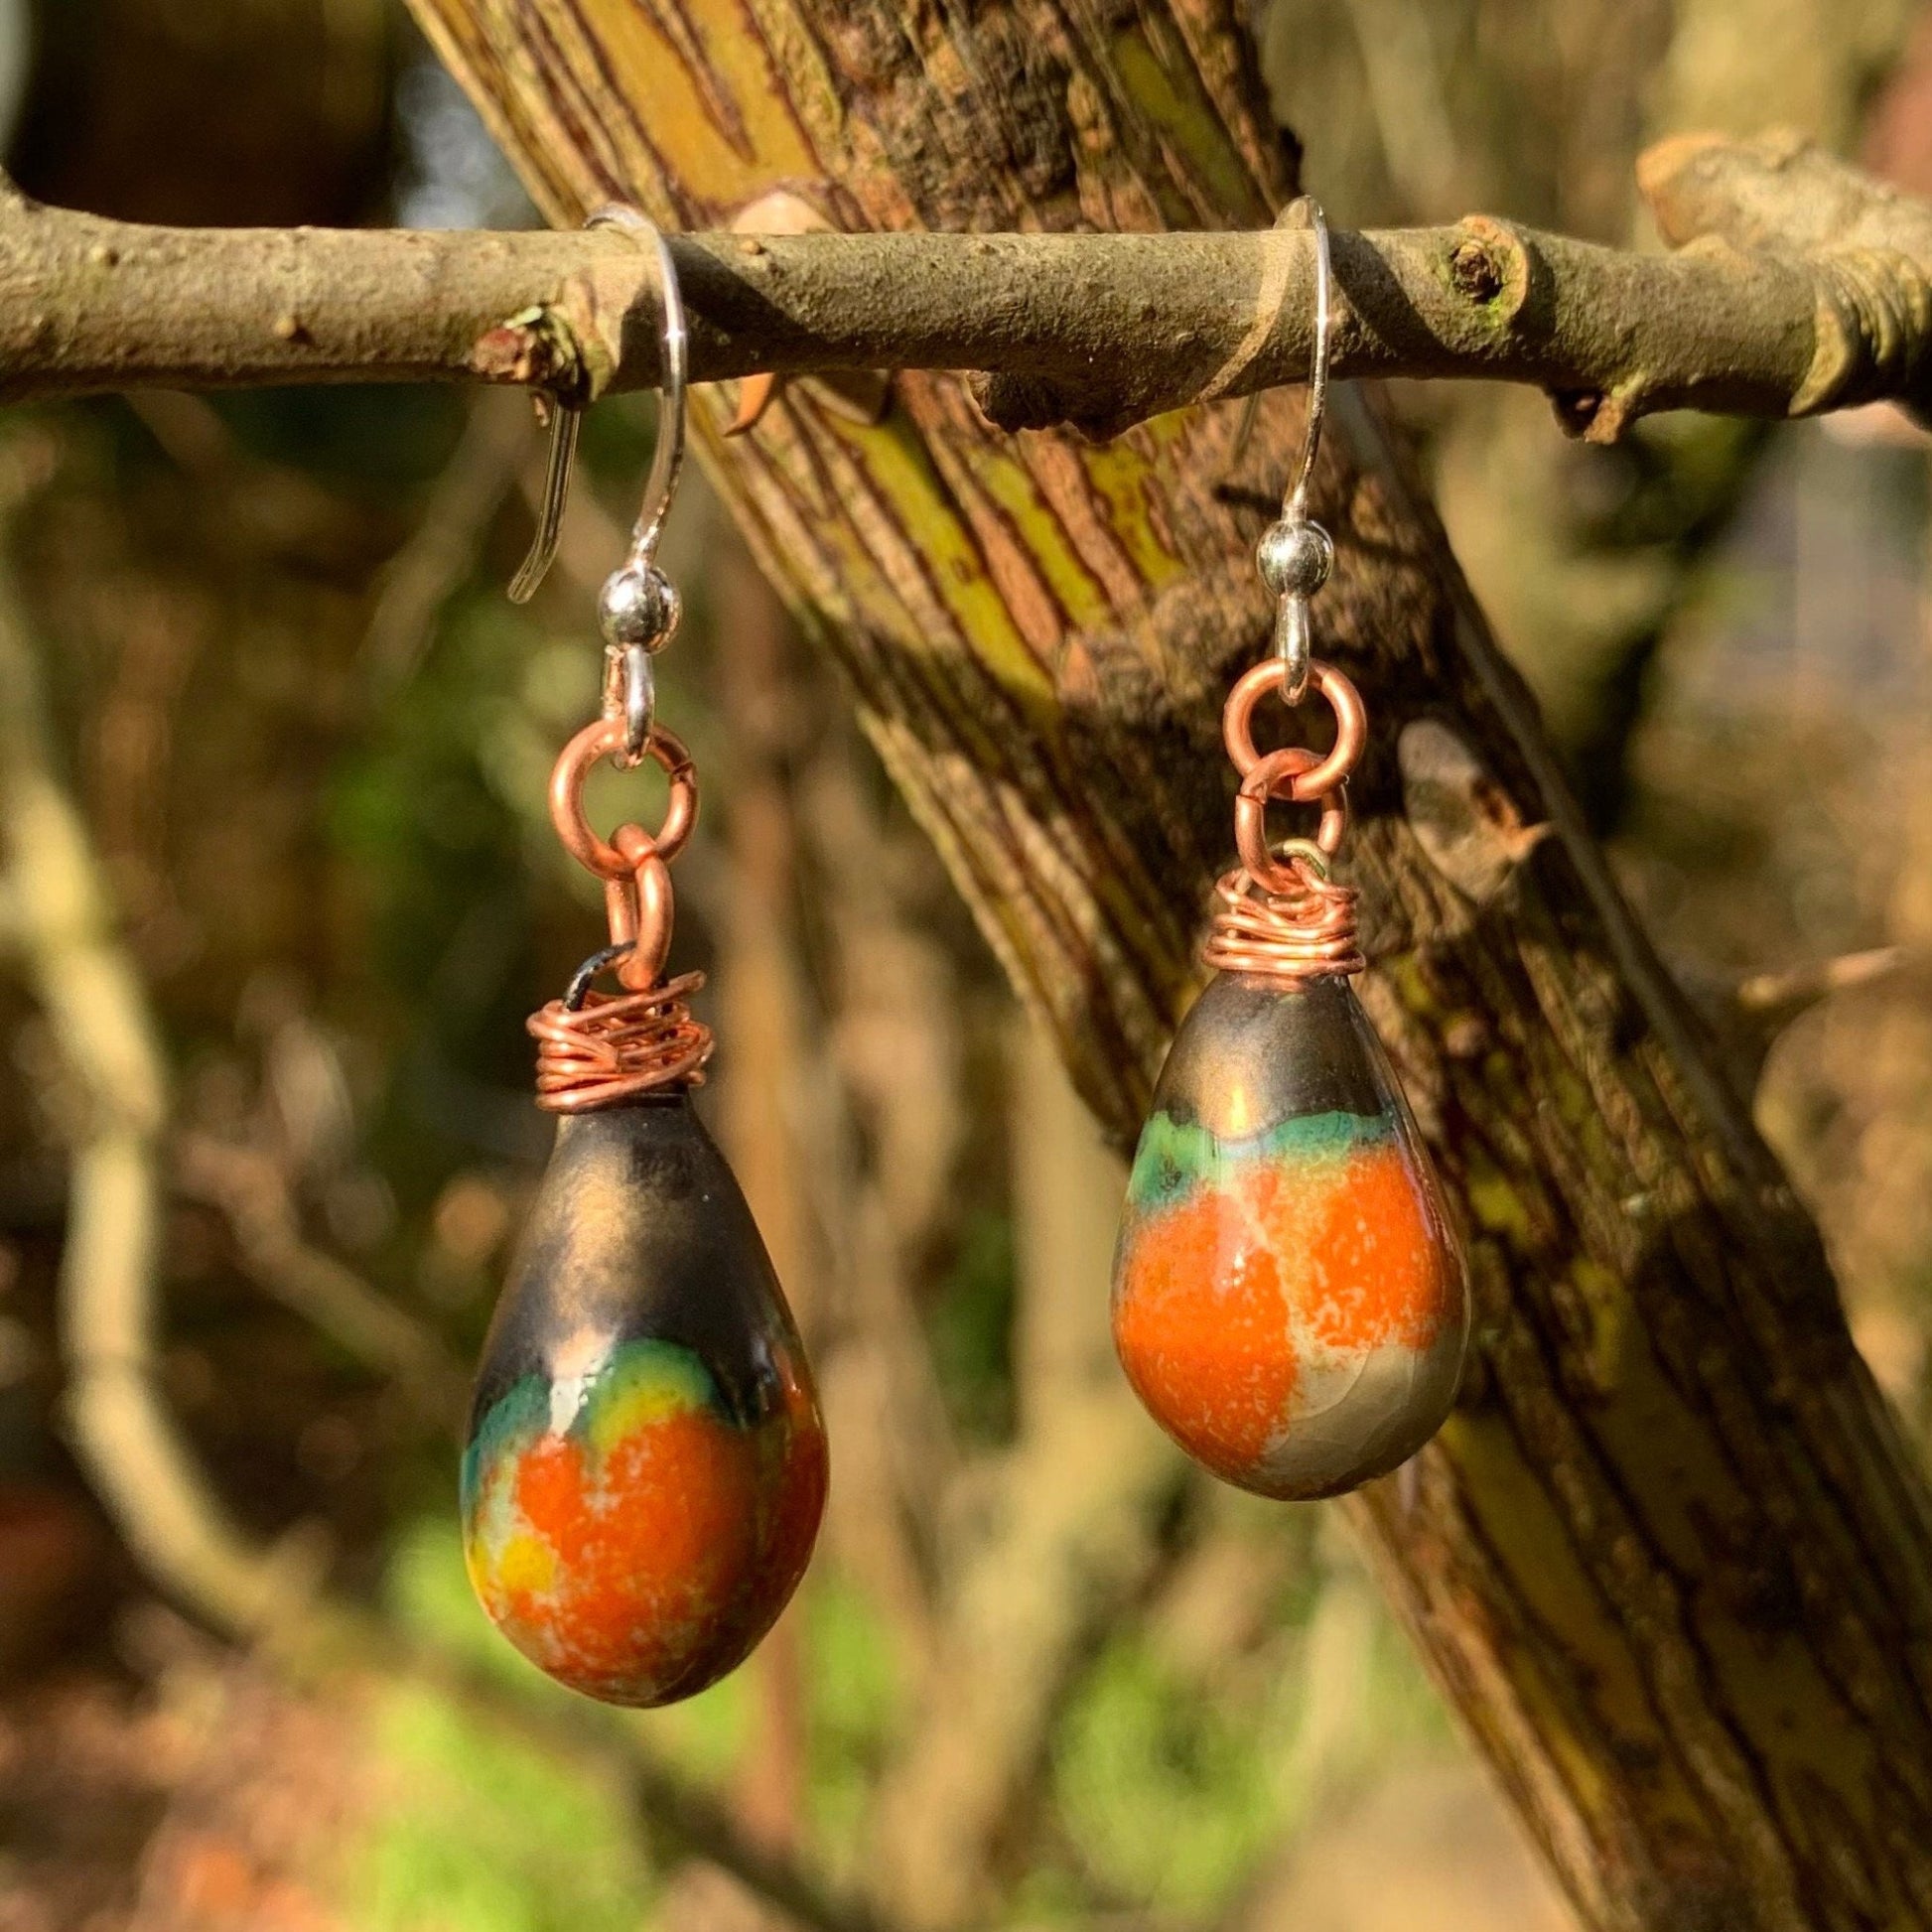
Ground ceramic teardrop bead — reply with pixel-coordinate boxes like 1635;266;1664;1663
462;1097;827;1706
1112;972;1468;1499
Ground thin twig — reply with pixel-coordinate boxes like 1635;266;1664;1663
0;135;1930;439
1736;945;1910;1017
359;387;535;692
173;1130;469;1427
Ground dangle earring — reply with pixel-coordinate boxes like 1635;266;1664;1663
462;209;828;1706
1111;201;1469;1500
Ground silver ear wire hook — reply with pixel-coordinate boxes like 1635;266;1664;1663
583;207;687;766
1282;197;1329;523
509;206;688;606
589;207;687;580
1254;196;1335;705
507;205;690;767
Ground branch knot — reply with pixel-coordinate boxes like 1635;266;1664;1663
1799;247;1932;420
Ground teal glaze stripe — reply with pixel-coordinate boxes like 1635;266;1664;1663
462;1335;726;1504
462;1373;548;1505
1127;1105;1396;1211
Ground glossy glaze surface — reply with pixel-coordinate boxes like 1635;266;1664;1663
463;1099;826;1706
1112;973;1467;1498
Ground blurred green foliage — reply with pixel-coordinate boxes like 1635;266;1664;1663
353;1684;648;1932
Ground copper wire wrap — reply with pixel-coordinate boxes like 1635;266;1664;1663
530;971;713;1113
529;717;715;1112
1202;660;1367;984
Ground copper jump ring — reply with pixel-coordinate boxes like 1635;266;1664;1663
1233;747;1347;896
549;719;698;880
609;824;675;990
1221;657;1366;802
1208;751;1365;983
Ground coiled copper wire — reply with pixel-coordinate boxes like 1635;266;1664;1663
529;970;714;1113
1202;863;1364;981
1203;657;1366;985
530;717;713;1112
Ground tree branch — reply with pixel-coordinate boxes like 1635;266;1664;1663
3;133;1932;440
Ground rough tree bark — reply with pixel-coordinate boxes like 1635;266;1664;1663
402;7;1932;1931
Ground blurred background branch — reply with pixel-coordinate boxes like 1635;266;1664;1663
0;466;304;1638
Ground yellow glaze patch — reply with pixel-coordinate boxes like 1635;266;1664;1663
586;1350;715;1456
493;1529;559;1599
